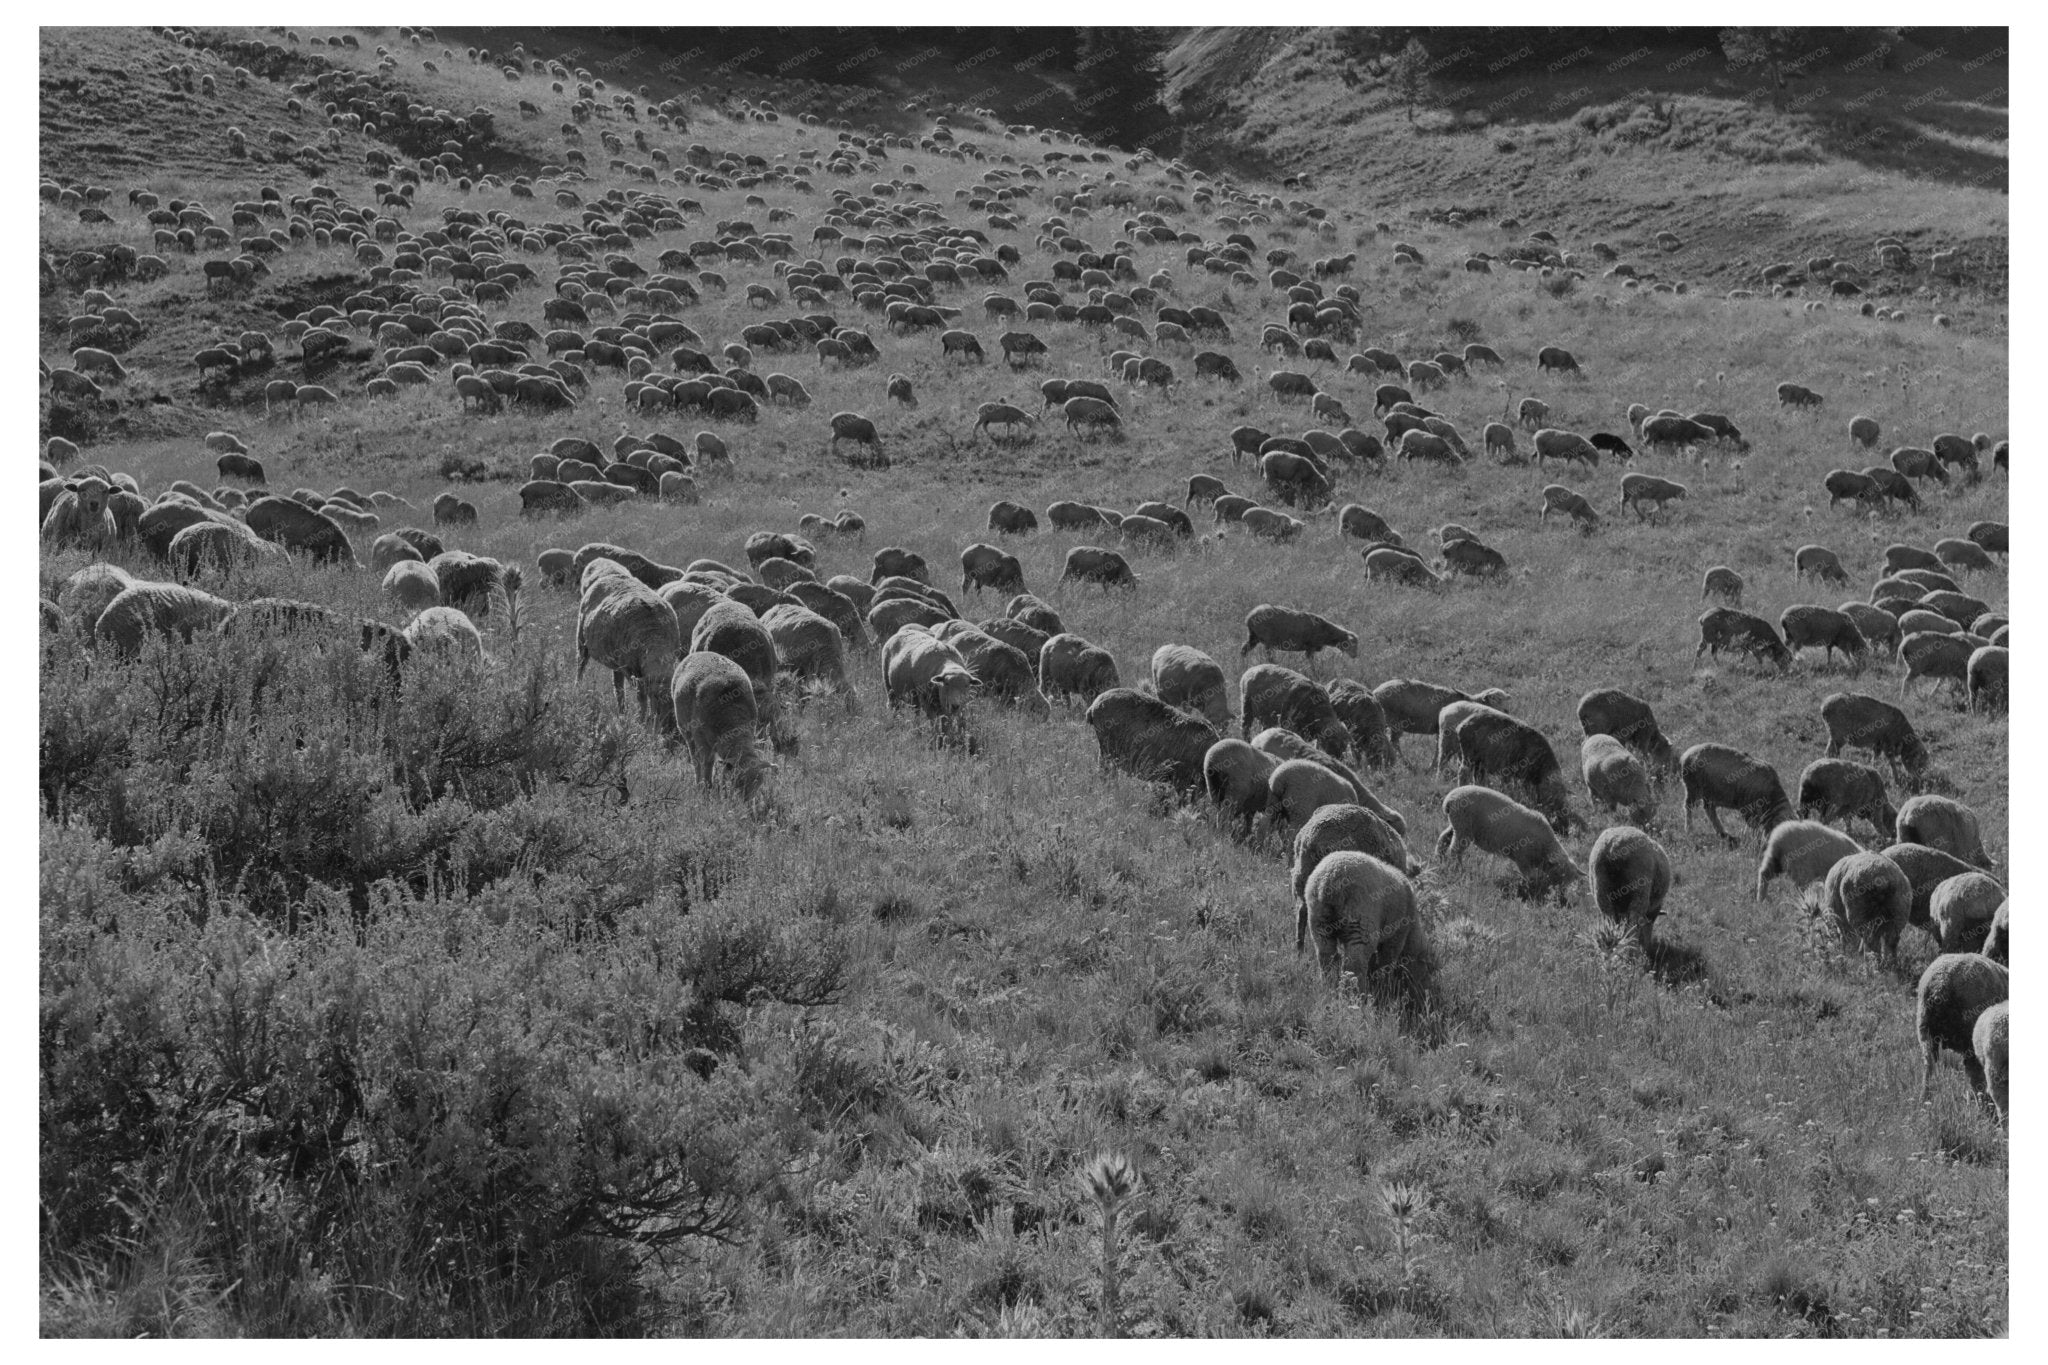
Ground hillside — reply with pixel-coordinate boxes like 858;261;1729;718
39;24;2007;1340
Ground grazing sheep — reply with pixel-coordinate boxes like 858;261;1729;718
692;597;782;729
959;543;1026;596
1371;678;1493;762
1965;521;2007;556
42;478;118;548
1617;473;1688;520
1005;593;1065;637
578;578;682;720
1820;692;1928;780
1338;504;1401;546
1589;826;1673;943
1966;644;2007;713
93;582;234;655
1915;953;2008;1101
244;495;357;566
1541;484;1601;532
1822;851;1913;960
975;402;1034;440
1324;678;1396;771
939;624;1047;715
1291;806;1420;949
828;410;882;454
1153;644;1231;728
1889;447;1948;485
1700;566;1744;606
1679;742;1794;840
1899;631;1973;699
1517;397;1550;430
382;560;442;614
1240;664;1351;759
1695;607;1791;670
1268;757;1365;836
57;563;138;630
1896;794;1992;869
1039;633;1120;704
882;625;978;734
1755;820;1863;903
1532;428;1599;471
1301;853;1435;1001
400;606;486;662
1536;345;1581;375
1972;1000;2008;1123
1779;605;1868;667
1261;450;1332;507
1062;395;1123;437
1840;603;1902;657
1776;381;1824;408
1788;551;1849;592
1582;736;1656;825
1796;759;1897;836
868;595;952;645
1823;469;1885;511
1060;545;1138;589
1083;688;1218;797
1446;707;1577;833
1642;414;1717;455
869;547;930;585
987;499;1038;535
670;650;774;798
1929;873;2004;955
1882;843;1983;933
1576;688;1676;775
1437;784;1581;899
1239;507;1305;541
1241;604;1357;667
1253;730;1404;834
1861;465;1922;512
1917;589;1991;627
1203;739;1279;836
763;603;853;701
1934;537;1996;574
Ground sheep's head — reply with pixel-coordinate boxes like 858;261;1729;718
73;478;111;518
927;662;979;715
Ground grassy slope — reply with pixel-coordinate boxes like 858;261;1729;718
1163;29;2009;313
40;26;2007;1338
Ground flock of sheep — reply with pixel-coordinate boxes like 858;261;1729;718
39;26;2009;1124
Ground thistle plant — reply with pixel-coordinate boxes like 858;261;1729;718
1377;1179;1431;1285
1080;1152;1142;1338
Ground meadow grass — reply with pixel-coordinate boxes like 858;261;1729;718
40;26;2007;1338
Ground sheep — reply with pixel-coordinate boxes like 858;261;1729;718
868;595;952;645
1540;484;1601;532
1517;397;1551;430
1700;566;1744;607
1791;545;1851;586
1779;605;1868;668
1060;545;1138;589
433;493;479;527
763;603;853;702
1338;505;1401;546
1678;742;1793;841
1795;758;1897;837
1755;820;1863;903
974;402;1033;440
1446;707;1577;834
1965;521;2008;556
1253;729;1404;835
1917;589;1992;627
958;543;1026;596
1239;507;1305;541
1840;603;1902;657
1240;604;1356;669
1899;631;1973;699
1823;469;1885;512
1966;645;2007;714
1533;429;1599;471
1300;853;1435;1002
1933;537;1995;574
1972;1000;2009;1123
92;582;235;655
1184;475;1228;509
828;410;881;455
381;559;442;614
671;650;774;799
1821;850;1912;960
1371;678;1498;763
1038;633;1121;704
1816;692;1928;784
1203;739;1279;836
1589;826;1673;944
1574;688;1675;777
985;499;1039;535
869;547;930;585
1582;736;1656;825
1929;873;2004;955
57;563;138;631
939;624;1047;715
1536;345;1581;375
1261;451;1332;507
1062;395;1122;437
1213;495;1260;525
1267;757;1365;837
1880;843;1982;935
1152;644;1231;729
1889;447;1947;485
1641;414;1716;455
42;478;117;548
1776;381;1824;408
397;605;485;662
1291;806;1420;949
1083;688;1218;797
244;495;357;566
1695;607;1791;671
1915;953;2008;1102
1895;794;1992;869
578;578;681;720
1437;784;1581;899
1239;664;1351;759
1589;432;1635;462
1005;593;1065;637
691;599;782;734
